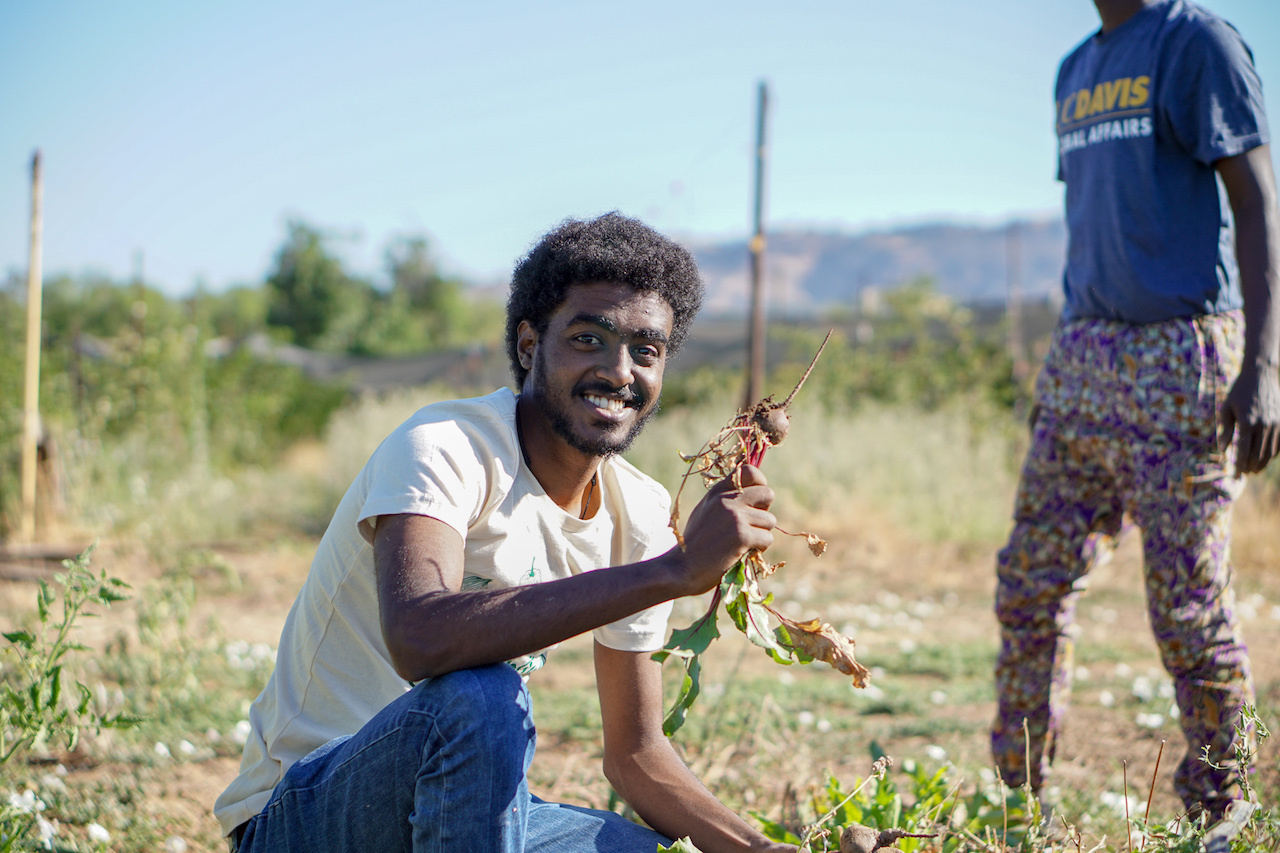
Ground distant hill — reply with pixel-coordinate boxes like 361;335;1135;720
689;218;1067;316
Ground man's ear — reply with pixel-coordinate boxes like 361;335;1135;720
516;320;538;372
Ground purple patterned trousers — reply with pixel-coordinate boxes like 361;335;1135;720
992;312;1253;816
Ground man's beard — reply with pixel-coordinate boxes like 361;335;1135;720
529;349;659;457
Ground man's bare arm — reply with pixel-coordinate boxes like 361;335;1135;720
373;466;776;682
595;642;795;853
1216;145;1280;474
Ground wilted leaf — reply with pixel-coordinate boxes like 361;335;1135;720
775;614;871;688
805;533;827;557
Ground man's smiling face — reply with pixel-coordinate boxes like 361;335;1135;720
518;281;674;458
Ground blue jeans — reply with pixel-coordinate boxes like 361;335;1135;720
235;663;671;852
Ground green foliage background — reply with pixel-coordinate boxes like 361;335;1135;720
0;220;504;540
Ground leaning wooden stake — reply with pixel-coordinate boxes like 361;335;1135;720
19;150;44;544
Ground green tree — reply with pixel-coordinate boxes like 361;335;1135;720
265;221;374;351
385;234;471;350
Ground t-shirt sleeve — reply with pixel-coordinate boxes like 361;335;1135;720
592;477;679;653
355;418;491;544
1164;16;1269;164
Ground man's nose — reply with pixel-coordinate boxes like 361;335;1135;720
597;346;635;387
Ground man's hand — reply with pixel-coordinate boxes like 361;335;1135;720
1220;359;1280;474
1217;146;1280;475
673;465;775;597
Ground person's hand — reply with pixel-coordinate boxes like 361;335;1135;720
1220;360;1280;475
672;465;775;597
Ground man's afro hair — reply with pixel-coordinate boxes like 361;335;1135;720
504;212;703;385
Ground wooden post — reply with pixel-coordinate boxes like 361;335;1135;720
19;151;45;543
744;80;769;409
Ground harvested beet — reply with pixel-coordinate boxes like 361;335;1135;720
839;824;878;853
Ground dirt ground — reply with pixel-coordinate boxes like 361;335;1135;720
5;486;1279;851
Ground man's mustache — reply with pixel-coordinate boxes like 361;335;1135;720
576;382;643;408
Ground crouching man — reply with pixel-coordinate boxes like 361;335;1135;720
214;212;797;853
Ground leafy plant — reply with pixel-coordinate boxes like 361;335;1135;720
750;746;1045;853
0;547;141;851
655;335;869;735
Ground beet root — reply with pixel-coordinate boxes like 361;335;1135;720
839;824;878;853
751;403;790;447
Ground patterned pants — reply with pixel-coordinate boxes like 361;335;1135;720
992;312;1253;815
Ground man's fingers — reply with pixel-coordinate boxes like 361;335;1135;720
1218;404;1237;452
1242;424;1280;473
709;465;773;509
739;484;775;510
708;464;766;496
1235;424;1257;475
1267;427;1280;470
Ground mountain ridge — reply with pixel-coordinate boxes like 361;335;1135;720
688;218;1066;316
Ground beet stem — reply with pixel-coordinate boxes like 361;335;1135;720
779;329;834;410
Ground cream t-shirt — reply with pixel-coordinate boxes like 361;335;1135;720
214;388;677;835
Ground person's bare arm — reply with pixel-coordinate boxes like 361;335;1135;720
374;466;776;682
595;642;796;853
1216;145;1280;474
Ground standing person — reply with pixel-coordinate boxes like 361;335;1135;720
214;212;797;853
992;0;1280;821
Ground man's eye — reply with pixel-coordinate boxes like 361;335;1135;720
574;334;602;346
633;346;660;362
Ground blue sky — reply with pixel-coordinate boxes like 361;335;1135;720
2;1;1278;296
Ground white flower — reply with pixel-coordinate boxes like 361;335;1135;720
232;720;252;745
816;719;832;733
925;744;948;761
1099;791;1140;816
1074;666;1090;682
1099;690;1116;708
897;638;916;653
1136;712;1164;729
164;835;189;853
859;683;886;701
36;816;57;847
8;789;44;813
154;741;172;758
1131;676;1153;702
87;823;111;844
38;773;67;793
205;727;222;743
930;690;948;705
179;739;197;756
797;711;816;727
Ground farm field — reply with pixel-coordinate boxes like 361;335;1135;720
2;388;1279;852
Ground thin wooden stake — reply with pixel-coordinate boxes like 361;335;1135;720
743;80;769;409
19;150;44;544
1142;740;1165;835
1123;759;1132;853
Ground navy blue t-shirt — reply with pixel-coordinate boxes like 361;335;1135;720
1055;0;1269;324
